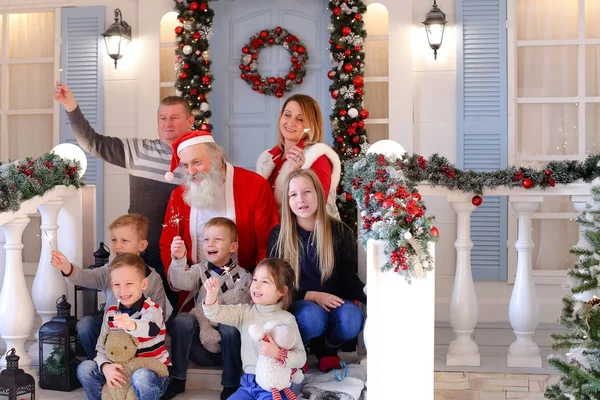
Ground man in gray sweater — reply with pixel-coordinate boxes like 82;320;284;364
53;82;194;314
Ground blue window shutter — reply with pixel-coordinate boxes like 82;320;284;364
456;0;508;280
60;6;105;243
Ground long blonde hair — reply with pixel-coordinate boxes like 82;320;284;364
277;94;324;148
273;169;335;287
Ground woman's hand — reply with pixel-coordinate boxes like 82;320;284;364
285;146;305;170
306;291;344;312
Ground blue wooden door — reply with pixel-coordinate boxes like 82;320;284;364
210;0;331;170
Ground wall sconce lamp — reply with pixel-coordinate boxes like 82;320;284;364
423;0;447;60
102;9;132;69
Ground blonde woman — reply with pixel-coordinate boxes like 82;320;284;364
268;169;365;373
256;94;341;219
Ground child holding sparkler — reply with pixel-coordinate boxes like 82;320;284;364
51;214;167;360
255;94;341;219
163;217;252;400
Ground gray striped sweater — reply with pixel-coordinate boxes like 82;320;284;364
67;107;183;254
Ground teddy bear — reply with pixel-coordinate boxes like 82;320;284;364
190;283;252;353
248;321;304;400
101;330;169;400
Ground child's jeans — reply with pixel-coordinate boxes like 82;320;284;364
229;374;294;400
77;360;169;400
76;314;103;360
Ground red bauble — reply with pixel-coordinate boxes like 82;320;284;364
329;39;333;44
353;148;360;155
175;26;184;35
242;46;250;54
179;43;185;48
179;72;188;79
288;72;296;80
298;46;306;54
193;31;201;40
333;7;341;16
240;73;246;80
260;30;268;39
199;3;207;11
354;45;361;52
275;91;284;98
359;108;370;119
352;136;359;144
291;45;298;52
374;192;385;202
336;136;344;143
351;122;358;128
343;63;353;73
341;26;352;36
268;77;276;84
412;192;421;201
545;169;553;175
344;49;351;57
291;57;298;63
352;75;364;87
276;26;282;33
296;78;303;84
346;193;353;201
430;226;439;237
189;2;199;11
183;63;189;70
522;178;534;189
472;195;483;207
179;17;184;23
339;109;347;117
357;120;365;129
251;53;258;60
198;94;206;102
336;43;343;51
354;14;361;20
268;38;274;44
356;87;364;96
327;70;335;79
382;199;394;208
201;76;211;85
331;91;338;99
244;65;250;72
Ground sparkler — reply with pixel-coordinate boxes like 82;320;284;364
163;207;185;238
37;230;57;251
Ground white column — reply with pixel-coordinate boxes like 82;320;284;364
507;196;543;368
0;215;34;368
58;189;84;308
366;239;435;400
446;195;480;366
571;195;596;301
29;199;67;363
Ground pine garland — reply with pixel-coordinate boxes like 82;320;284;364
0;152;84;213
343;153;437;281
173;0;216;131
328;0;369;228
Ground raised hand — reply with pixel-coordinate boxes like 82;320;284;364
50;250;72;275
171;236;186;259
285;146;305;170
204;277;219;305
53;82;78;112
113;313;136;331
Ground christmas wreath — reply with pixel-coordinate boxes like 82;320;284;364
239;27;308;98
343;152;437;280
173;0;215;131
0;152;84;213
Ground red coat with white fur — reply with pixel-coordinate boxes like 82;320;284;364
255;142;341;219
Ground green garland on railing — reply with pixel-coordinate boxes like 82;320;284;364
0;152;84;213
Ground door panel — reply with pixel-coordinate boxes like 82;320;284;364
211;0;331;170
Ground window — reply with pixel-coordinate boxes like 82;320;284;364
507;0;597;276
160;12;179;100
0;11;56;161
363;3;389;143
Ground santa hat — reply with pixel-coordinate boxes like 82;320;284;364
165;130;215;182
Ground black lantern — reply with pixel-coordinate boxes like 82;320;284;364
38;295;81;391
0;349;35;400
92;242;110;268
423;0;447;60
102;8;132;69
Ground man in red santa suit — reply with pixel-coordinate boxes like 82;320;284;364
159;130;278;400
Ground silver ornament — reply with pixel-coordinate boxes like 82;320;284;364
200;102;209;112
327;24;335;33
182;45;193;55
183;22;193;31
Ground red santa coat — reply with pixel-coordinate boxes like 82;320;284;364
160;163;279;310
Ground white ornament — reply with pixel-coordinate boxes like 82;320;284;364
202;51;210;60
340;85;356;100
200;102;209;112
183;22;193;31
348;107;359;118
404;231;413;240
182;45;193;55
327;24;335;33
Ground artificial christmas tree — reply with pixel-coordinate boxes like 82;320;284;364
546;178;600;399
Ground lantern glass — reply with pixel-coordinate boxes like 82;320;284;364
422;0;448;59
104;35;130;60
101;9;132;69
425;23;445;48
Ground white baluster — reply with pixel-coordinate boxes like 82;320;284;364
507;196;543;368
0;215;34;368
29;199;67;363
571;195;596;301
446;195;480;366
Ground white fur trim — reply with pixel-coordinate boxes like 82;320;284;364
177;136;215;154
256;149;277;179
164;171;175;182
225;163;236;222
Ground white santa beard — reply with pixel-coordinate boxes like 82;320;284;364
183;167;225;209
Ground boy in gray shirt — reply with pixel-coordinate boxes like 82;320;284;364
51;214;166;360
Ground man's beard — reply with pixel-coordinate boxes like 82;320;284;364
183;166;225;209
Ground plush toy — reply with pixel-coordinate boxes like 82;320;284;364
190;283;251;353
101;330;169;400
248;321;303;400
